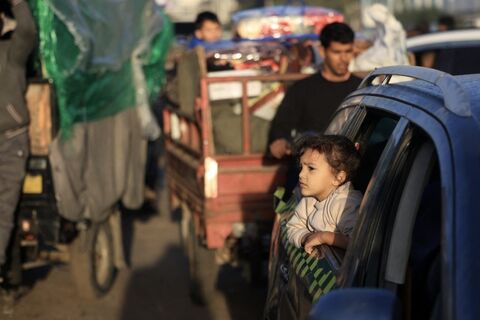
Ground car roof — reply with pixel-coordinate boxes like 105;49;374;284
399;74;480;120
406;29;480;51
346;67;480;133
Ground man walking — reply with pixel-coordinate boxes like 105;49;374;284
0;0;37;280
269;22;361;159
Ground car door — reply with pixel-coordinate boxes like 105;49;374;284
267;100;443;320
264;104;374;320
338;113;447;319
275;105;402;319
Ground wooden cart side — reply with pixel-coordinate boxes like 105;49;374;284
176;46;215;156
200;73;306;157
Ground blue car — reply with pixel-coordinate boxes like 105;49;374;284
264;66;480;320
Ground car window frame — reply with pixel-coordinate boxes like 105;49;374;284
395;104;456;319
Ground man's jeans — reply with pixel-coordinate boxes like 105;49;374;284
0;132;28;266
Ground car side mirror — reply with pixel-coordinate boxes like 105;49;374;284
308;288;400;320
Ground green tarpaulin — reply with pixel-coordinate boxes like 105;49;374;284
29;0;173;137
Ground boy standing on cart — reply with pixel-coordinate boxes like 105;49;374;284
188;11;222;49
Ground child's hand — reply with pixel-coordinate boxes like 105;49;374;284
303;232;325;255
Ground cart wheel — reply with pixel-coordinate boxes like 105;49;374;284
183;207;217;305
70;221;117;299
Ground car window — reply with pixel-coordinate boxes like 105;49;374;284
327;106;399;194
339;117;410;287
434;46;480;75
325;105;364;136
414;45;480;75
352;111;398;194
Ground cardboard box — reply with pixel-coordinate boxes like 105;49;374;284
207;69;262;101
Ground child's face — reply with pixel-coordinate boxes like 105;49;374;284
195;20;222;42
298;148;343;201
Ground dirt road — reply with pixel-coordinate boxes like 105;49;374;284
8;206;266;320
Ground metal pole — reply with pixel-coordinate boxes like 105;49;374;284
241;81;251;155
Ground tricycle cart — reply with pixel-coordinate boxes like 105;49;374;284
163;46;307;301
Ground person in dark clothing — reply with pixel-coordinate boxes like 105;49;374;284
269;22;362;159
0;0;36;279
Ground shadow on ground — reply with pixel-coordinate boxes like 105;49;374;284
120;245;212;320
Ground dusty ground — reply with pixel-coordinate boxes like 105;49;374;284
7;206;266;320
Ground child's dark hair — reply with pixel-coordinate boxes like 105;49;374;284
319;22;355;48
194;11;220;30
295;134;360;182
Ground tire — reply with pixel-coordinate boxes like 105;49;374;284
182;206;217;305
70;221;117;299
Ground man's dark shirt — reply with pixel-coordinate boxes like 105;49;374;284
0;1;37;142
269;72;362;142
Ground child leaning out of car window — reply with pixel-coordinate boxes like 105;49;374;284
287;134;362;254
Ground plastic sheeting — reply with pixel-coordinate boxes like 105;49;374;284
49;107;146;222
350;3;409;72
29;0;173;138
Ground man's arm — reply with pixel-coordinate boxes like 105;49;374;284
10;0;37;65
268;81;303;156
269;138;292;159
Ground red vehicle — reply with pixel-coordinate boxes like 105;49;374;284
162;47;306;301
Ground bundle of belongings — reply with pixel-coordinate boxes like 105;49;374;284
205;41;286;73
232;6;343;40
30;0;173;221
349;3;409;73
177;6;344;155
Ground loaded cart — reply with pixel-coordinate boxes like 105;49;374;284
162;46;307;301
